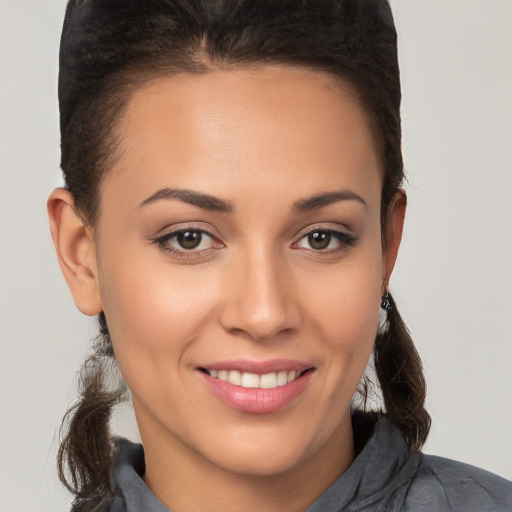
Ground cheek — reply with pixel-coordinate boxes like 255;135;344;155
97;248;220;387
303;246;382;345
299;242;382;394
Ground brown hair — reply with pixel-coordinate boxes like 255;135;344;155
57;0;430;509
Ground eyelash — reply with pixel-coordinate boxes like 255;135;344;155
153;225;357;259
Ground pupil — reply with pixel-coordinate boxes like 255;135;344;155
177;231;202;249
308;231;331;250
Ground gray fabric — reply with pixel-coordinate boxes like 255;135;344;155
107;416;512;511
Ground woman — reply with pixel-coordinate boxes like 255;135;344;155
47;0;512;511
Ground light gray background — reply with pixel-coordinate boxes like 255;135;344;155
0;1;511;510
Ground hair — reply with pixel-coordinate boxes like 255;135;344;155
57;0;430;509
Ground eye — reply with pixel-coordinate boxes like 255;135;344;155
154;228;221;255
174;230;208;250
294;228;357;252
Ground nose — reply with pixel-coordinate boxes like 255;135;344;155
219;247;301;341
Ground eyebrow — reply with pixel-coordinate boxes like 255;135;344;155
139;188;233;213
292;190;367;213
139;187;366;214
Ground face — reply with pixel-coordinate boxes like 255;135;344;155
76;67;402;479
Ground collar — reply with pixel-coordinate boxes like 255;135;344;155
306;413;412;511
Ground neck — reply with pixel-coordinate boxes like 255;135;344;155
140;415;354;512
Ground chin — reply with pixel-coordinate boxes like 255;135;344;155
195;420;332;478
208;442;308;477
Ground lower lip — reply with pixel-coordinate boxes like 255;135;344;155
200;371;313;414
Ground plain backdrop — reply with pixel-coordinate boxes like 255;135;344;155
0;1;511;510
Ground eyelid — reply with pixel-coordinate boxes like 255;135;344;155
292;222;354;241
153;221;222;240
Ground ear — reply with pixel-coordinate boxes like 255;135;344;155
47;188;102;316
381;189;407;291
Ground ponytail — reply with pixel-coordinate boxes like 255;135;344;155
373;297;431;451
57;312;126;511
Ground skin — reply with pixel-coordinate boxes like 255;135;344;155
48;66;405;512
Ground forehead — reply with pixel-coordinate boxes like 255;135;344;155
104;66;382;211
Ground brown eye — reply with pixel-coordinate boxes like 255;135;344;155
154;228;219;255
294;228;357;253
307;231;331;250
176;230;203;249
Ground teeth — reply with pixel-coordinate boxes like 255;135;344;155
241;372;260;388
260;372;277;389
227;370;242;386
277;371;288;386
209;369;301;388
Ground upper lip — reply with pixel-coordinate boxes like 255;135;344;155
198;359;314;375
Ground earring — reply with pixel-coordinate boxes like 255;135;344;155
380;291;394;311
378;291;394;334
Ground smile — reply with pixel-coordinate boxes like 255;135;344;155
198;362;315;414
202;369;302;389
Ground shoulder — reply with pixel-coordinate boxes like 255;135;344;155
403;454;512;511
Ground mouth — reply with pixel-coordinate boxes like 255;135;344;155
196;359;315;413
198;367;314;389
